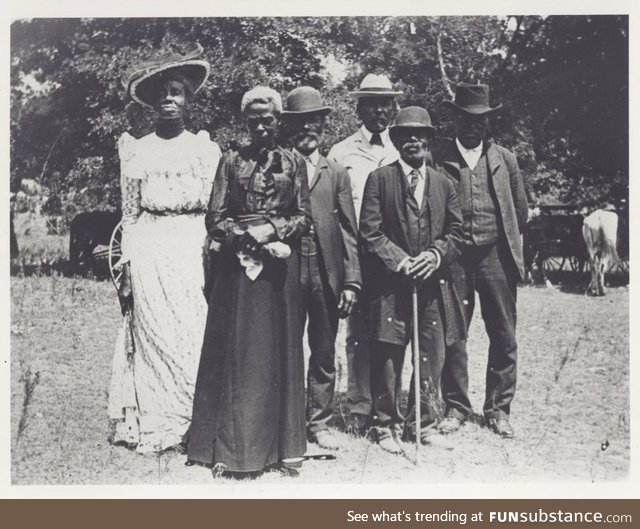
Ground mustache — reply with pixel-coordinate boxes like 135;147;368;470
293;131;319;142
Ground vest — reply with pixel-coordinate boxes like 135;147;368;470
404;177;438;297
459;153;499;245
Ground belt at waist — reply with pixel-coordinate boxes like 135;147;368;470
141;207;206;216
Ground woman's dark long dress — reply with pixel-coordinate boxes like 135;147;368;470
188;146;311;472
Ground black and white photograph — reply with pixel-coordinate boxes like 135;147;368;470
7;8;632;490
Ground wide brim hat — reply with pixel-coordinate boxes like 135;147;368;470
389;106;436;135
124;43;210;107
282;86;332;116
349;73;403;98
443;82;502;115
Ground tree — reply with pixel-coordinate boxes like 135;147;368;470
11;16;628;226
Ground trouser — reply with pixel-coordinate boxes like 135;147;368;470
442;241;518;419
370;294;445;441
300;249;339;434
345;313;372;418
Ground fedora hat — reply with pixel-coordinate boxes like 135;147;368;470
349;73;403;98
389;106;436;135
282;86;332;116
124;43;210;107
443;82;502;115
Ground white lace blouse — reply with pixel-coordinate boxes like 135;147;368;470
118;130;221;264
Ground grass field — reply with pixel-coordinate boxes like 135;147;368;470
10;275;629;485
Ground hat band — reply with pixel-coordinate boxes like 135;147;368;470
358;87;396;92
392;122;435;128
455;104;494;111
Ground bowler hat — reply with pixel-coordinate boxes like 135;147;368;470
282;86;332;116
124;43;210;107
443;82;502;115
349;73;404;98
389;106;436;136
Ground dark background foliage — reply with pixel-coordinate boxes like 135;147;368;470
10;16;628;227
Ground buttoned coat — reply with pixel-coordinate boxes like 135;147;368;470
430;140;528;280
308;155;362;297
327;128;398;221
358;161;466;347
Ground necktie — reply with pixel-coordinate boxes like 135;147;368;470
370;132;383;146
409;169;420;198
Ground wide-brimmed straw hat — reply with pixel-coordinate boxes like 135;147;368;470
124;43;210;107
389;106;436;136
442;82;502;115
282;86;332;116
349;73;403;98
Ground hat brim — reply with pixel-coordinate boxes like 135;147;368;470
281;106;332;116
390;123;436;134
129;60;210;107
442;100;502;115
349;90;404;98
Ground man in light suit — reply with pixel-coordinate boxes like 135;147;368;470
282;86;362;450
327;74;401;434
431;83;528;438
359;106;465;453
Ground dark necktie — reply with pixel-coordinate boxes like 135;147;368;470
370;132;383;146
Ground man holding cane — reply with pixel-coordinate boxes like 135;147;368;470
358;107;465;453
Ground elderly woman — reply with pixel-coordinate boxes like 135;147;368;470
187;87;311;477
108;45;221;453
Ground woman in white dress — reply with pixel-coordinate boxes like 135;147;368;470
108;45;221;453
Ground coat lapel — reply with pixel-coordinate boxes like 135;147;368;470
391;162;412;251
309;156;327;192
485;142;505;189
441;142;464;182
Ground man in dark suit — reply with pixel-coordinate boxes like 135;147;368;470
282;86;362;450
359;106;465;453
431;83;528;438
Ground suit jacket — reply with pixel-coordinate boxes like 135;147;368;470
358;160;466;346
431;140;528;280
308;155;362;298
327;127;398;221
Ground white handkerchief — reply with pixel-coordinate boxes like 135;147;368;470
237;252;263;281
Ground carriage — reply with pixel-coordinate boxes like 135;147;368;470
523;204;589;282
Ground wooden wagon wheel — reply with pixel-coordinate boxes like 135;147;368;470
108;220;124;289
568;255;586;273
543;256;563;273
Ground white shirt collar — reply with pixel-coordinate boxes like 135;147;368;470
360;125;390;147
455;138;483;155
398;157;425;178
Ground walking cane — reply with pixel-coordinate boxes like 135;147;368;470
412;283;421;464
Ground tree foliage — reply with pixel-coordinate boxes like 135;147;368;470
10;16;628;226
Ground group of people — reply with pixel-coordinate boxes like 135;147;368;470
107;44;528;478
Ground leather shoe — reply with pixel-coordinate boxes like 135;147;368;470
378;436;403;455
437;416;464;435
310;429;343;451
487;416;515;438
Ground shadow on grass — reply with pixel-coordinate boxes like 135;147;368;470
524;269;628;296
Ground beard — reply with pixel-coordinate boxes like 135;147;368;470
293;133;319;155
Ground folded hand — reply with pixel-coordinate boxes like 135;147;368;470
409;250;439;280
246;223;275;244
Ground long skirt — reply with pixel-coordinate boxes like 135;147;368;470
108;212;208;453
187;249;306;472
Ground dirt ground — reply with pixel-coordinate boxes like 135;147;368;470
10;276;629;485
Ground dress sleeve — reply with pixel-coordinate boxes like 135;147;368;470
197;130;222;204
118;133;142;266
205;151;243;245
